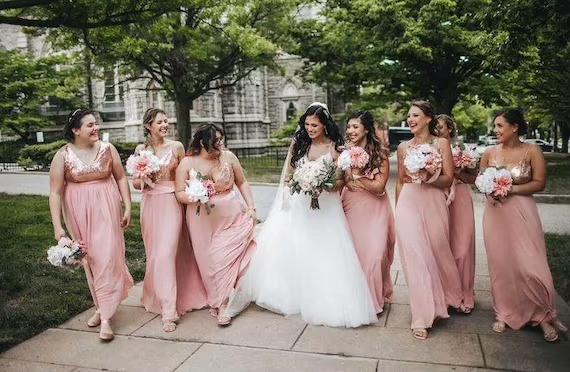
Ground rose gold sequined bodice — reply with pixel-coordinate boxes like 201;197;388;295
490;146;532;185
63;142;113;183
150;148;177;183
187;155;235;194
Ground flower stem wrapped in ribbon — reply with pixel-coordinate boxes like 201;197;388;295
185;169;216;215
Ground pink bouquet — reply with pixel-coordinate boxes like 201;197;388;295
47;237;87;267
404;144;443;183
126;150;162;186
337;146;370;171
452;145;480;170
475;167;513;198
185;169;216;215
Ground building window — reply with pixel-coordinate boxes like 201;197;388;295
286;102;297;124
104;69;115;102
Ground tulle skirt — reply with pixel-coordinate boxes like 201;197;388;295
226;191;378;328
342;189;395;313
63;177;133;320
483;195;557;329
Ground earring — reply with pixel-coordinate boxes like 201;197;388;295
324;126;329;136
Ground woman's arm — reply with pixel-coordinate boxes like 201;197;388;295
131;144;145;190
230;152;257;220
175;157;193;204
355;156;390;195
395;142;406;203
510;144;546;195
110;144;132;228
427;137;453;188
49;150;67;240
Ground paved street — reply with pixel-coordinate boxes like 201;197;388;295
1;166;570;371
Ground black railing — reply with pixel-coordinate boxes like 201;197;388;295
231;146;289;168
0;141;26;172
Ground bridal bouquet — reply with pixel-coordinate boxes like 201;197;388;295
404;144;443;183
337;146;370;171
126;150;162;185
288;157;337;210
475;167;513;198
452;145;480;170
47;237;86;267
185;169;216;215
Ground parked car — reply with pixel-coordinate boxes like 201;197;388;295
388;126;414;151
524;138;553;152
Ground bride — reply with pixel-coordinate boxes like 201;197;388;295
224;102;377;327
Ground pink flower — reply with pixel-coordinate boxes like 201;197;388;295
203;179;216;198
492;176;513;197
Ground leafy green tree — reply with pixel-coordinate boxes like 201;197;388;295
292;0;525;114
48;0;299;145
0;50;83;141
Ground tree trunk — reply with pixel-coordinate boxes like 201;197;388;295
82;30;94;109
552;122;558;151
560;121;569;153
433;86;458;115
175;94;192;148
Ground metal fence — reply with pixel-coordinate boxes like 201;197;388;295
231;146;289;168
0;141;26;172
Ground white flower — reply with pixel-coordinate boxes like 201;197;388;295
404;148;426;173
185;179;210;203
475;167;498;194
47;245;73;267
337;150;352;171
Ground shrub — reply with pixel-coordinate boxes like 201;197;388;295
17;140;66;169
113;142;138;163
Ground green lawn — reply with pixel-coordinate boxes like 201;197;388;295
240;156;283;184
541;153;570;195
0;194;145;353
545;233;570;303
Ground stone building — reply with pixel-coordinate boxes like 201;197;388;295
0;23;335;148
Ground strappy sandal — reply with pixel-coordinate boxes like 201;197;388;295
553;318;568;340
162;321;176;332
87;309;101;327
217;305;231;326
208;308;218;317
412;328;428;340
492;320;506;333
541;322;559;342
99;320;114;341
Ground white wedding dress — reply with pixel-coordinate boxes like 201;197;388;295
224;152;377;327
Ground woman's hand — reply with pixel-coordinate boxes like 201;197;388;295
54;226;66;241
346;178;366;192
246;207;257;222
121;209;131;229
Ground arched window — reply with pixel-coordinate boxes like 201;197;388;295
286;102;297;124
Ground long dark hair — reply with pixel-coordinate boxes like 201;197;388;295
187;124;222;156
142;108;166;151
291;103;344;166
62;108;95;142
493;108;528;136
346;110;388;173
410;100;437;136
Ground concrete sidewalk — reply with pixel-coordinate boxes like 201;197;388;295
1;170;570;371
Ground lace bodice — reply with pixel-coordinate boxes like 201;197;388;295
63;142;113;183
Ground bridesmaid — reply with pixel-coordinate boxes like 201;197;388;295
395;101;465;340
49;109;134;341
175;124;257;326
342;110;395;314
133;108;207;332
481;108;567;341
436;114;477;313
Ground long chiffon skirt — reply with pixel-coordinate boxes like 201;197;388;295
342;189;395;313
63;177;134;320
226;191;378;328
140;182;207;321
448;183;476;309
395;183;464;329
186;190;256;309
483;195;557;329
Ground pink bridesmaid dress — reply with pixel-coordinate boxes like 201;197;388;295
185;159;256;310
61;142;134;321
483;153;557;329
448;178;476;310
140;147;207;322
395;142;464;329
342;169;395;313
